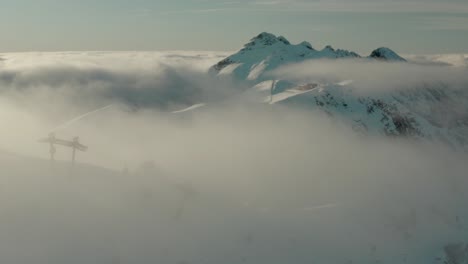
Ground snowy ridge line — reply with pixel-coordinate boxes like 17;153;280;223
51;104;114;132
171;103;206;114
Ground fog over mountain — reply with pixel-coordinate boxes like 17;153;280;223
1;34;468;264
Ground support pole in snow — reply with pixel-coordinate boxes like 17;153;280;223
71;137;80;169
39;134;88;171
72;147;76;166
48;133;56;168
270;80;276;103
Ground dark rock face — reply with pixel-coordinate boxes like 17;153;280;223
367;99;420;136
248;32;285;47
369;47;407;62
212;58;234;71
312;94;421;137
301;41;314;50
370;49;385;59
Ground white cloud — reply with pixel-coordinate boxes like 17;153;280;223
1;51;468;263
271;58;468;93
405;54;468;67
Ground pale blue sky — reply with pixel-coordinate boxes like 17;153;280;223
1;0;468;54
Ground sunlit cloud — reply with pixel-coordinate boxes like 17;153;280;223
1;51;467;264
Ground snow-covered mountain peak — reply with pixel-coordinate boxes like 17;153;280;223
277;36;291;45
300;41;314;50
324;45;335;51
211;32;369;81
245;32;291;48
369;47;407;62
211;32;406;82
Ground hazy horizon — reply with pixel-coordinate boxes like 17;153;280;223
2;0;468;54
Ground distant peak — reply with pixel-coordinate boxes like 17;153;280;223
246;32;290;47
252;32;277;40
369;47;406;62
324;45;335;51
300;41;314;50
277;36;291;45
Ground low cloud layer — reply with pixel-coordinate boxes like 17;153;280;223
0;52;233;113
0;52;467;264
271;57;468;94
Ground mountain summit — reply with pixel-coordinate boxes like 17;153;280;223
246;32;292;46
211;32;405;82
370;47;407;62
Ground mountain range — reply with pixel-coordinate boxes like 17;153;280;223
211;32;406;82
208;32;468;151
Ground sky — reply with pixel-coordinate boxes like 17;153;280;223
1;0;468;54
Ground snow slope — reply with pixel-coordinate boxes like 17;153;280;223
277;82;468;150
172;103;206;114
210;33;468;150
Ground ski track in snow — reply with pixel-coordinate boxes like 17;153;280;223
172;103;206;114
51;104;114;132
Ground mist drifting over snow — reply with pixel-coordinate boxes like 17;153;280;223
0;52;467;264
271;59;468;94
